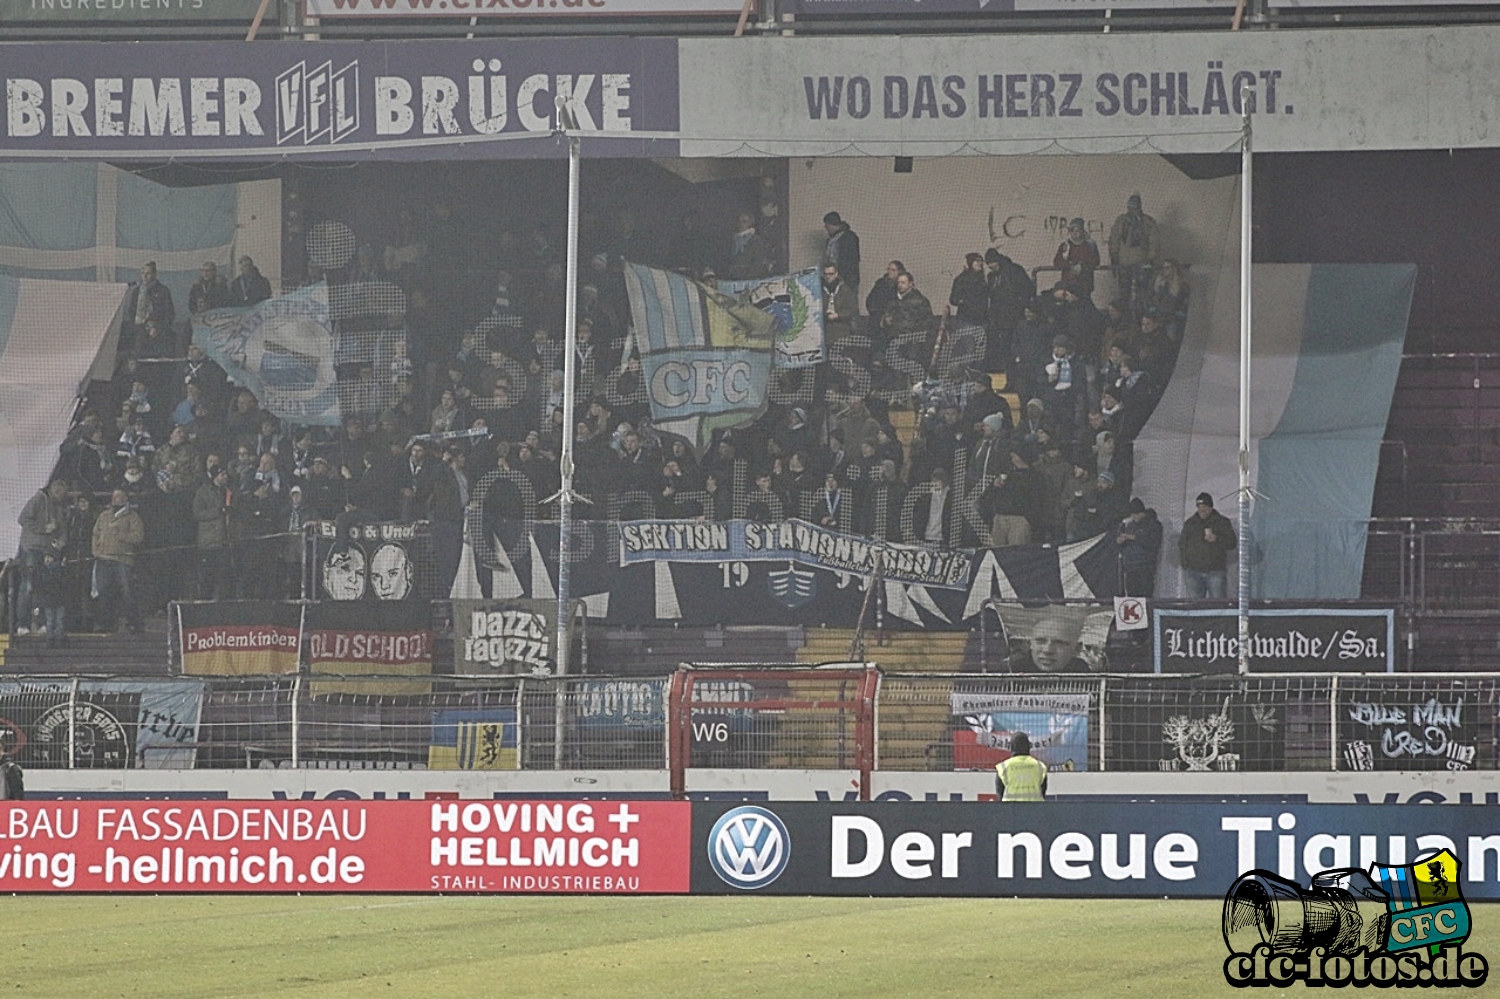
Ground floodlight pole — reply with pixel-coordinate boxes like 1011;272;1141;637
556;97;582;681
1237;88;1253;676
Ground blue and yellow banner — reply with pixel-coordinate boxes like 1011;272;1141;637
428;709;519;770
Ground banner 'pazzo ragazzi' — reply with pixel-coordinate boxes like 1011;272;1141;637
451;599;556;676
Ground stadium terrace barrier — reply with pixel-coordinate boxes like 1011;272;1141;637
3;671;1496;779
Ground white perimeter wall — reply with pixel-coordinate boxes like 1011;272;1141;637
788;154;1237;314
24;768;1498;805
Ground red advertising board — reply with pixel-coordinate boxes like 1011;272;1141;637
0;801;691;893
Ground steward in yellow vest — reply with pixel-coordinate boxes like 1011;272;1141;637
995;731;1048;802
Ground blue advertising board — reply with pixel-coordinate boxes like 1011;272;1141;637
691;802;1500;899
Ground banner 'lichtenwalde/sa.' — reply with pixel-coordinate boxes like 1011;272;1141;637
8;801;1500;899
618;519;973;590
1152;608;1394;674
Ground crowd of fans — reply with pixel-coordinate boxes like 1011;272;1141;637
15;193;1191;638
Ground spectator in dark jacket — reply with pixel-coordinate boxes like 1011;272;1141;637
947;253;989;327
1116;497;1163;596
1180;491;1237;599
229;256;273;307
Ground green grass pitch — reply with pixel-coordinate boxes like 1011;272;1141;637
8;896;1499;997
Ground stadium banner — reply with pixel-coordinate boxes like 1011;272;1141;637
175;601;303;676
618;519;973;590
21;767;1500;804
429;709;520;770
313;521;433;602
1107;686;1285;773
677;26;1500;157
305;0;744;18
1339;686;1481;774
0;681;204;770
689;801;1500;898
950;692;1090;773
0;39;680;160
0;276;128;562
623;262;777;456
986;603;1114;672
573;679;666;731
1153;608;1395;674
717;269;825;369
304;601;434;695
0;800;691;893
779;0;1237;11
192;284;339;427
0;0;269;23
451;599;555;675
497;520;1117;627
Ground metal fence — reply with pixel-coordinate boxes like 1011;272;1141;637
6;670;1496;774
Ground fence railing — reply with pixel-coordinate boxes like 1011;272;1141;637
7;670;1494;774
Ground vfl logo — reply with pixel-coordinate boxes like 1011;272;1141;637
277;60;359;145
707;806;790;890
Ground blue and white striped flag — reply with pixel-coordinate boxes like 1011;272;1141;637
623;262;775;454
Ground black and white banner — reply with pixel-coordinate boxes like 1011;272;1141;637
451;599;556;676
1153;608;1394;674
315;521;434;602
1339;685;1482;773
484;521;1119;629
619;519;972;590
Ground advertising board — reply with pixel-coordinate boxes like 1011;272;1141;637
0;800;691;893
690;802;1500;899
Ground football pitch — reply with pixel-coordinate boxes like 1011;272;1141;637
11;895;1498;998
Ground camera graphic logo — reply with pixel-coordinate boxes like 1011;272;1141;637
1223;850;1489;988
707;806;790;890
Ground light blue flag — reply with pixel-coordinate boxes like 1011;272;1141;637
192;281;340;426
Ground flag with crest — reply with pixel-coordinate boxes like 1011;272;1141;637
1371;849;1472;955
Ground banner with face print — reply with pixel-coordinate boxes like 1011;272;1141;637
313;521;434;602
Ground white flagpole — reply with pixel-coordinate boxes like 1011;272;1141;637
1237;86;1253;677
555;97;582;681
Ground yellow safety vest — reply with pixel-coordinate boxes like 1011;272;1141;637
996;754;1047;802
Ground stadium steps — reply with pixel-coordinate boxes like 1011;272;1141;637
3;621;171;676
795;627;969;672
888;408;918;447
876;678;955;771
988;372;1024;421
591;625;805;676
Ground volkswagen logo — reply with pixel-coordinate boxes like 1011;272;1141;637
707;806;791;890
